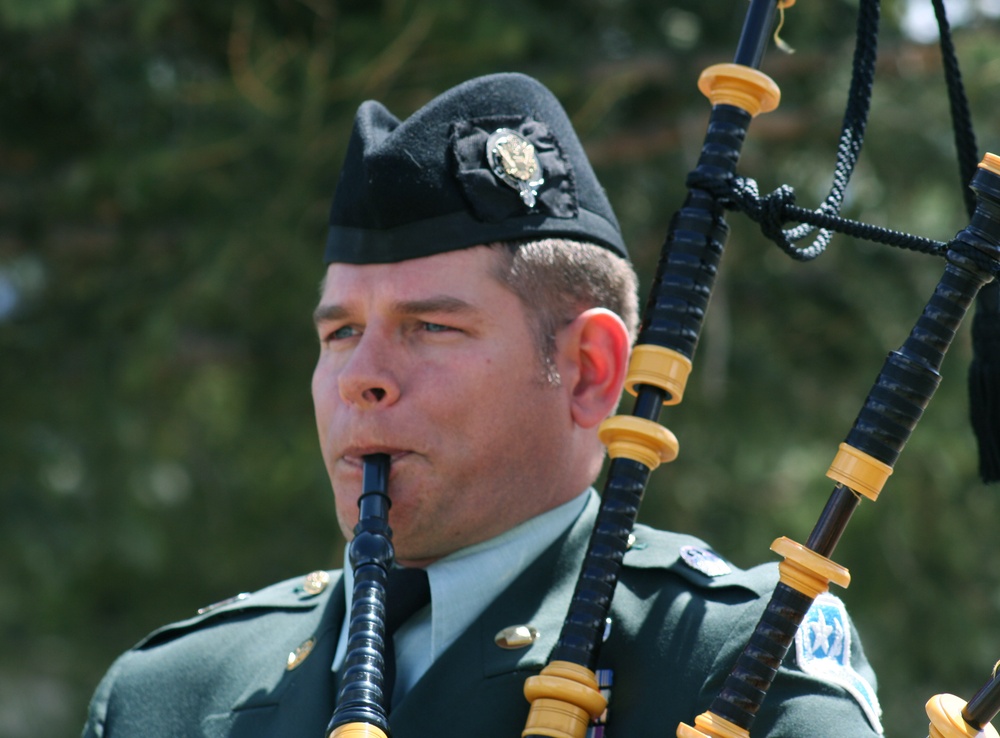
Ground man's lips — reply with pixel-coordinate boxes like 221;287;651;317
338;448;412;467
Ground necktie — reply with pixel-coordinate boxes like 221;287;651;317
383;566;431;705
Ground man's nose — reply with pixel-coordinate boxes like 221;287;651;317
337;332;401;409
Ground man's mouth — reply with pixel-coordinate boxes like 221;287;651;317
339;447;412;467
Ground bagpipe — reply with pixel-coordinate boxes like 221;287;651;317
522;0;1000;736
327;0;1000;736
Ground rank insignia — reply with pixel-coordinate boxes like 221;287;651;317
196;591;249;615
679;545;732;578
486;128;545;207
286;637;315;671
795;592;883;735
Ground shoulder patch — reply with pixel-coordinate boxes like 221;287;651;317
795;592;883;735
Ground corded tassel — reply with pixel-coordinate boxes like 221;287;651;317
969;280;1000;483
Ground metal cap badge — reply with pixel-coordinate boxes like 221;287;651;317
486;128;544;207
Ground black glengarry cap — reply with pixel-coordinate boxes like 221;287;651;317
325;73;627;264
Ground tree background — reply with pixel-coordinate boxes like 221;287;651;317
2;0;999;735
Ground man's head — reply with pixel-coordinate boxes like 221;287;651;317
314;74;638;564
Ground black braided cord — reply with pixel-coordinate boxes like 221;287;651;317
685;0;995;270
933;0;980;214
780;0;879;251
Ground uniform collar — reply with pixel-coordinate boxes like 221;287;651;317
388;490;601;735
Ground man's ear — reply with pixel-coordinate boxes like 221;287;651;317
560;308;631;429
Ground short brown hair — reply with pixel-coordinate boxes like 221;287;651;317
487;238;639;384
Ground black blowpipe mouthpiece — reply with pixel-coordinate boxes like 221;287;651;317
326;453;395;738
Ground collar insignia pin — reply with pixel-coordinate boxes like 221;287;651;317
302;570;330;597
486;128;544;208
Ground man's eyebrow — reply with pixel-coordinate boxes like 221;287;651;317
312;296;479;326
393;296;479;316
313;303;349;326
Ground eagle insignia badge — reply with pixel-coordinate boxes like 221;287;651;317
486;128;545;207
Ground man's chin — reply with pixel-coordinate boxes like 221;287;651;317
391;536;442;569
394;555;437;569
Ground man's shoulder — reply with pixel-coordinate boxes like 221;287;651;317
615;525;883;735
622;523;777;597
84;570;346;736
133;568;345;651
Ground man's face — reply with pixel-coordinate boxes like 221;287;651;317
312;246;579;565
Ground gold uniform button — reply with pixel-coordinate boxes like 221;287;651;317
494;624;539;650
286;637;315;670
302;570;330;596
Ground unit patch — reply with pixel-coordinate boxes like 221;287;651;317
795;592;883;735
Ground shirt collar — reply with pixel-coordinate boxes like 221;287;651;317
423;488;592;661
332;488;594;695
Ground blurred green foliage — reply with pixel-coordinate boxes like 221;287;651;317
1;0;999;735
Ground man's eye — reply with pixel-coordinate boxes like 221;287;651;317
326;325;357;341
422;322;453;333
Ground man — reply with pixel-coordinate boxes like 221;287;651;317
83;73;883;737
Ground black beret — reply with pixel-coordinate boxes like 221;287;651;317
324;73;627;264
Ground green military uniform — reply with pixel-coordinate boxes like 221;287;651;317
84;492;880;737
